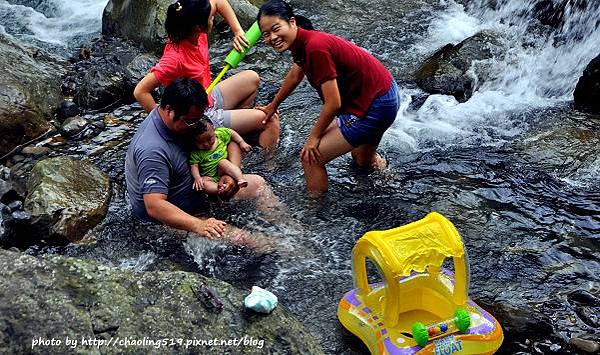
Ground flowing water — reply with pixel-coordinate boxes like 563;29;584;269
3;0;600;353
0;0;108;55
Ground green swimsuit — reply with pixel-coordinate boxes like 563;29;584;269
189;128;232;182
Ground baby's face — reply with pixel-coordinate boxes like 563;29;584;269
194;127;216;150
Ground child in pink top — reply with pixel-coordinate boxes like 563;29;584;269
134;0;280;152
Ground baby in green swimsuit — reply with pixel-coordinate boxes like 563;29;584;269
189;119;252;194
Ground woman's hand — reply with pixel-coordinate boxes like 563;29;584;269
232;30;249;52
192;217;227;239
255;104;277;125
301;134;322;165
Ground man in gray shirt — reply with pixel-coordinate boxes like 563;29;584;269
125;78;268;239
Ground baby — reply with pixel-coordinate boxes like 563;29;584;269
189;119;252;194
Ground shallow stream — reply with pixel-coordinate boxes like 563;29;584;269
2;0;600;353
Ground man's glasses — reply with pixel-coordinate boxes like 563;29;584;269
182;115;209;127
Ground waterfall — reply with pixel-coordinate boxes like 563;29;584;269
0;0;108;53
388;0;600;150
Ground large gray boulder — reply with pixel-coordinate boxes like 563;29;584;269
0;249;324;355
102;0;261;55
24;156;111;243
415;30;506;101
0;32;66;157
63;37;158;110
574;53;600;115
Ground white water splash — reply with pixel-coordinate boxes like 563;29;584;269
0;0;108;50
119;252;157;272
390;0;600;150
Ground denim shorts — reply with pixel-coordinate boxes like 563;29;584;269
337;81;400;147
205;86;232;128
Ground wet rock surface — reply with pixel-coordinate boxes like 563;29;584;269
63;37;158;110
574;53;600;114
56;100;81;122
102;0;262;55
0;248;324;355
59;116;90;138
0;32;66;157
415;30;506;101
24;156;112;243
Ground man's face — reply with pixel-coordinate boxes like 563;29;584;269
171;105;206;135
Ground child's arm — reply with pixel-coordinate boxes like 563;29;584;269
229;129;252;153
214;0;249;52
190;164;205;191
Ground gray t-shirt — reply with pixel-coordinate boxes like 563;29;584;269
125;108;203;221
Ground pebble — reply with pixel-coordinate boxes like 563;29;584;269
56;100;80;122
21;146;50;156
11;155;25;163
60;116;90;138
7;200;23;212
11;210;31;224
570;337;600;353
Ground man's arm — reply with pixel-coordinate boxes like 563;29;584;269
143;193;226;238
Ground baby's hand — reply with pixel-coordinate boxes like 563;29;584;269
193;176;205;191
240;142;252;153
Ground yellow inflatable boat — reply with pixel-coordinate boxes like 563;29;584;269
338;212;503;354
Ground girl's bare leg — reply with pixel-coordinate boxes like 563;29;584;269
217;70;260;109
301;125;353;195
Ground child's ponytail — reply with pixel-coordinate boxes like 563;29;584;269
165;0;212;44
294;15;313;30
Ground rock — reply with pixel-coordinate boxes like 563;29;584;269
213;0;261;30
10;210;31;224
533;0;589;29
20;146;50;157
7;200;22;212
0;248;324;355
65;37;158;110
0;32;66;157
11;155;25;163
0;172;24;206
570;337;600;353
24;156;112;243
102;0;261;55
415;30;506;101
56;100;81;122
574;53;600;114
0;202;9;216
570;289;600;307
59;116;90;138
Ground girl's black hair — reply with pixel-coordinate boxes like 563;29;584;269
165;0;212;44
257;0;314;30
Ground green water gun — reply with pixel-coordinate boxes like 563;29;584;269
206;21;262;93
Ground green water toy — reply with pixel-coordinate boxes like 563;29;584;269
412;308;471;347
206;21;262;93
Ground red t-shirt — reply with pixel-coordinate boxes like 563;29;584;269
150;33;213;105
291;28;393;117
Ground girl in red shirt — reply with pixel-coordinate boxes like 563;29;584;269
257;0;400;195
134;0;280;152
